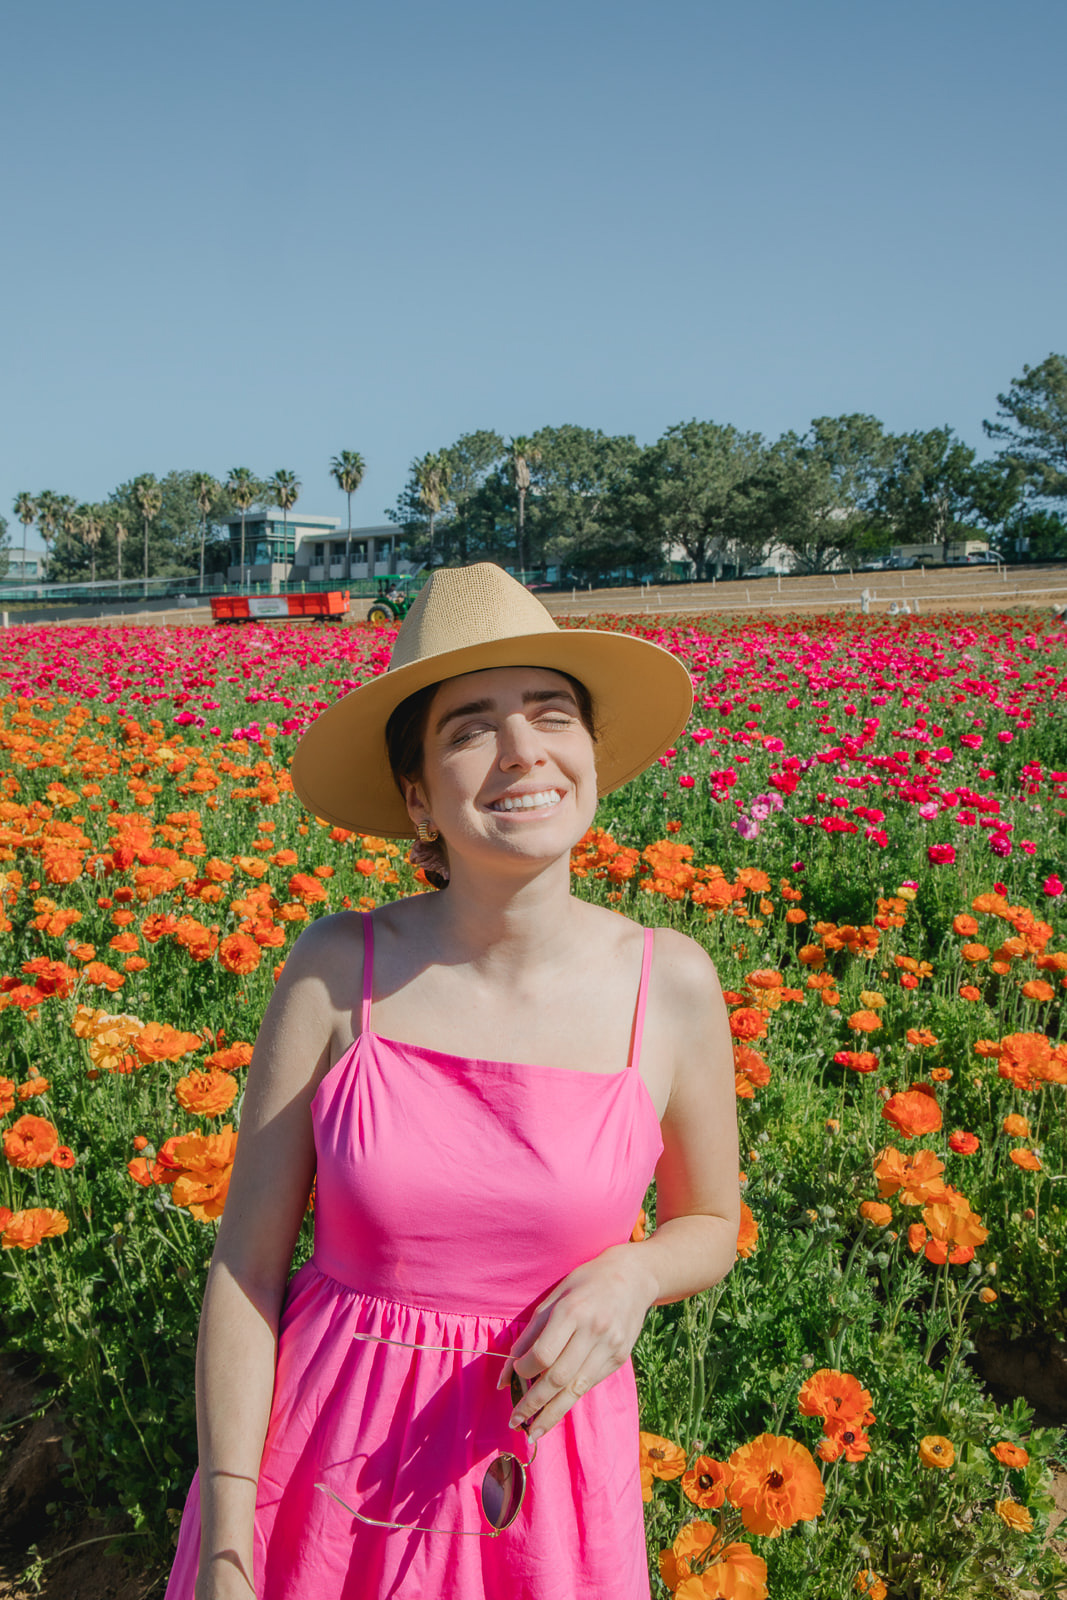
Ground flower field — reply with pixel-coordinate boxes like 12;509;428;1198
0;610;1065;1598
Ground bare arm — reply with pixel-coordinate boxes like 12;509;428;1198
193;917;356;1600
506;930;739;1440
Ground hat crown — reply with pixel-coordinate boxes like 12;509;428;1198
391;563;558;673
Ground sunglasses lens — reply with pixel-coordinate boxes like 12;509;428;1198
480;1453;526;1531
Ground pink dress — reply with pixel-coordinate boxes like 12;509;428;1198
166;914;663;1599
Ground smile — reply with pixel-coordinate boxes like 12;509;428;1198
487;789;563;813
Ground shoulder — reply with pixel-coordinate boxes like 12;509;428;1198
264;910;366;1056
648;926;724;1016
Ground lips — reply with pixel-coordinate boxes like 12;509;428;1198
487;788;563;813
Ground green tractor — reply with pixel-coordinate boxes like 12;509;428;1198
365;574;419;626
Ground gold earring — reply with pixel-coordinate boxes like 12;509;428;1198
415;820;439;843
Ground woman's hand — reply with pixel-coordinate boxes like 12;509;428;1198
501;1243;659;1441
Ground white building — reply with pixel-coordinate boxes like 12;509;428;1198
224;514;417;585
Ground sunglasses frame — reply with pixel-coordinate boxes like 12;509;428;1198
314;1331;539;1538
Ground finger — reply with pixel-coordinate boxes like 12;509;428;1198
520;1354;606;1441
508;1333;593;1429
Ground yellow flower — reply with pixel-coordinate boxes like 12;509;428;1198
918;1434;955;1469
994;1500;1033;1533
858;990;887;1009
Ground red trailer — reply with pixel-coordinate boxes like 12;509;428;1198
210;591;351;625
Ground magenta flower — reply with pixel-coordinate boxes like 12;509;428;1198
927;844;957;865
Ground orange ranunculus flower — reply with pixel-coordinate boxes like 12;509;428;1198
881;1089;942;1140
994;1500;1033;1533
2;1207;69;1249
0;1077;15;1115
816;1416;872;1464
854;1572;888;1600
847;1011;881;1034
797;944;826;967
1038;1044;1067;1085
82;961;125;991
639;1432;687;1501
948;1130;979;1155
736;1200;759;1259
919;1435;954;1469
923;1193;989;1261
991;1441;1029;1468
175;1069;238;1118
3;1114;60;1169
997;1031;1051;1091
289;871;328;905
952;914;979;937
681;1455;730;1509
905;1028;938;1048
660;1520;717;1588
733;1046;770;1089
859;1200;893;1227
168;1126;238;1222
204;1042;254;1072
676;1543;769;1600
630;1209;647;1243
1002;1113;1031;1138
1020;979;1055;1002
728;1008;767;1042
972;891;1011;917
218;933;262;976
959;984;981;1001
174;916;219;962
797;1369;874;1428
128;1154;172;1187
907;1222;928;1254
873;1145;947;1205
135;1021;204;1064
726;1434;825;1537
1009;1148;1042;1171
745;969;783;991
960;942;990;963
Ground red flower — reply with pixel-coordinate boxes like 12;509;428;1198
927;844;956;865
948;1131;979;1156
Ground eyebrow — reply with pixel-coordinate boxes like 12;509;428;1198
433;687;578;735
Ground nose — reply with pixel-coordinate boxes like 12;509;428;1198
498;713;546;772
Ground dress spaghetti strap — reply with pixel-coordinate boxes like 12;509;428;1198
626;927;655;1072
360;911;375;1037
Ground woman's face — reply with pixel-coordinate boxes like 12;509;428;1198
404;666;598;870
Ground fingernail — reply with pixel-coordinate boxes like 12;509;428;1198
509;1413;522;1430
528;1425;543;1444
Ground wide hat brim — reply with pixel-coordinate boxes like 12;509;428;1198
290;565;693;837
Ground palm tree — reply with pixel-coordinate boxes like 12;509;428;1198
329;450;366;576
227;467;257;584
114;518;127;585
191;472;220;590
13;493;35;585
35;491;61;579
506;436;540;577
70;504;104;583
134;474;162;598
414;452;452;564
269;471;301;570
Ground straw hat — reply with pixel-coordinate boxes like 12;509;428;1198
291;563;693;836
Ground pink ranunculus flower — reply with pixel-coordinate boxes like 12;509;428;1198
989;834;1012;859
927;844;956;866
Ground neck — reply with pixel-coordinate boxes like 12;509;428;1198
424;853;579;970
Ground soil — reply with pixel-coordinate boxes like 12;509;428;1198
0;1356;164;1600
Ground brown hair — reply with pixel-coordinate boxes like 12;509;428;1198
384;671;597;889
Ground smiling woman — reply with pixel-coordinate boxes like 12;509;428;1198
166;564;740;1600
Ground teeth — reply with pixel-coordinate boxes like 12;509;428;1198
493;789;562;812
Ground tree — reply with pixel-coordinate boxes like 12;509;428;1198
413;452;452;564
227;467;258;581
754;415;893;574
878;428;1002;562
70;503;105;583
35;491;63;578
622;421;765;580
330;450;366;575
133;475;162;596
524;425;644;580
13;493;35;584
984;353;1067;504
191;473;221;590
113;515;128;585
441;431;504;563
505;437;541;575
268;471;301;563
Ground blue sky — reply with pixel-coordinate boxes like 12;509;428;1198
4;0;1065;549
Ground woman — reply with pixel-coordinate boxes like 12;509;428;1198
168;563;740;1600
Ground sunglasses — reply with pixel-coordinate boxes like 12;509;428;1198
315;1332;539;1537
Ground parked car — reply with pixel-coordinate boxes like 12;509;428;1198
859;559;889;571
885;556;918;570
966;552;998;564
742;565;779;578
